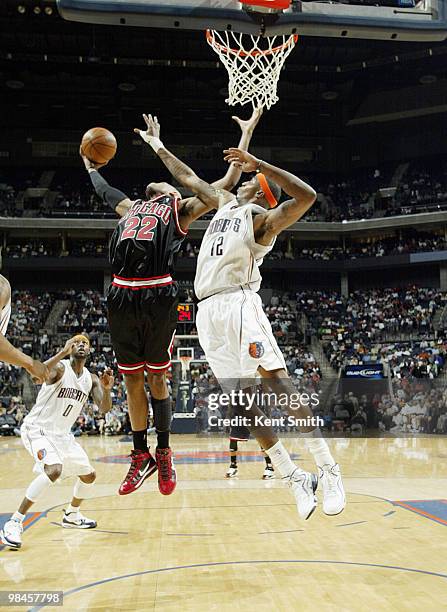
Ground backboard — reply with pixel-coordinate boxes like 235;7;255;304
57;0;447;42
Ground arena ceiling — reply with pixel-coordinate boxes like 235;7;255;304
1;0;447;137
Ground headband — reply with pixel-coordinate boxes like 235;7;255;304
73;334;90;347
256;173;278;208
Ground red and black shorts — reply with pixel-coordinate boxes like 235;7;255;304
107;275;178;375
229;425;251;442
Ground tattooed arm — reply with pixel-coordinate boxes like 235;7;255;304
134;114;234;214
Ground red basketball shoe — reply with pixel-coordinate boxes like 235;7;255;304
156;447;177;495
118;449;157;495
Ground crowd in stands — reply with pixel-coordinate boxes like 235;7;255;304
294;235;447;261
297;287;446;368
1;287;446;436
323;384;447;435
58;290;109;335
2;233;446;262
2;156;447;222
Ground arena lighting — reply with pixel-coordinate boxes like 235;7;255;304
419;74;437;84
44;6;53;15
33;6;41;14
322;90;338;100
17;5;26;13
118;82;136;92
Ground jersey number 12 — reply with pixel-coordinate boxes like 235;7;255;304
210;236;224;257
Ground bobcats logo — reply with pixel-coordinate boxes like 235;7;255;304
37;448;46;461
249;341;264;358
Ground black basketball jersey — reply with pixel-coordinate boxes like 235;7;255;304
109;194;186;281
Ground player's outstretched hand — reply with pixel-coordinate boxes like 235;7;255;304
62;336;80;356
134;113;160;143
79;146;108;171
27;359;49;385
99;368;115;391
223;148;259;172
232;107;263;134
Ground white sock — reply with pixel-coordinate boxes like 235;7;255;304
66;504;80;515
266;441;299;478
305;437;335;468
12;511;25;523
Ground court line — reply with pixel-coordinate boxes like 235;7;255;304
336;521;368;527
49;521;129;535
383;510;396;517
393;501;447;526
259;529;304;534
28;559;447;611
166;533;215;537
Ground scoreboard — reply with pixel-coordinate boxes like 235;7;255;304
177;303;195;324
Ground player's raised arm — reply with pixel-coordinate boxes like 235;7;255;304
0;278;48;383
90;368;114;414
80;150;132;217
142;110;261;211
134;114;233;213
174;108;263;227
212;108;262;191
41;335;80;384
223;148;317;245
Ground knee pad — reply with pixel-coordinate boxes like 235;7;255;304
26;473;52;502
229;439;238;453
74;478;95;500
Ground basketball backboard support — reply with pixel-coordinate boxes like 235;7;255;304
57;0;447;42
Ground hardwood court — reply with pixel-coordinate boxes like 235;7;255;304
1;435;446;611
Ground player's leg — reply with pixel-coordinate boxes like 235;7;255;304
63;471;97;529
259;367;346;516
146;370;176;495
226;439;238;478
237;291;319;516
197;293;317;520
1;463;61;549
234;391;318;520
225;426;250;477
61;440;99;528
117;371;157;495
145;297;177;496
261;446;275;479
107;294;157;495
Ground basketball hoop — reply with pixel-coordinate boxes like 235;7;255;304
206;30;298;110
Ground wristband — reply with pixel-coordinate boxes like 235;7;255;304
136;130;164;154
147;136;164;154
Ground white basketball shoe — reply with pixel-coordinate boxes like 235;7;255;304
319;463;346;515
287;469;318;520
62;511;97;529
262;466;275;480
1;519;23;549
225;466;238;478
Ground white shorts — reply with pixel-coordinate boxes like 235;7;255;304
197;289;286;382
21;424;94;479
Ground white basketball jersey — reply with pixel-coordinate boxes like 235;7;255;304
24;360;92;436
0;299;11;335
195;200;275;300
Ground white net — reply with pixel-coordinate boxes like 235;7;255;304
206;30;298;110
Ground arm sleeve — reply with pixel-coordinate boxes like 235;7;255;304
88;170;129;210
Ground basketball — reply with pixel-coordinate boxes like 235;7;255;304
81;127;117;164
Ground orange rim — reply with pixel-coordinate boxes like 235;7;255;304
205;30;298;58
